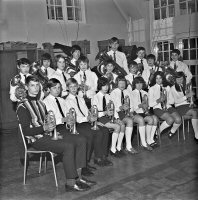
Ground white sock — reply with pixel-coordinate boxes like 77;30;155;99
160;121;170;133
170;122;181;133
111;132;119;153
150;125;157;144
116;132;125;151
146;125;153;145
139;126;147;147
191;119;198;139
125;127;133;150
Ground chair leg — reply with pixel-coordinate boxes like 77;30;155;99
50;153;58;187
44;153;47;173
39;153;42;174
177;127;180;142
157;122;161;146
182;118;186;141
188;120;190;136
24;152;27;185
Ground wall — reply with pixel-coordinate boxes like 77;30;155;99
1;0;128;66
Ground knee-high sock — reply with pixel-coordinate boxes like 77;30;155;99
170;122;181;133
116;132;125;151
125;127;133;150
139;126;147;147
160;121;170;133
111;132;119;153
149;125;157;144
146;125;153;144
191;119;198;139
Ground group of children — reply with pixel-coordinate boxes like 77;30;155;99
10;37;198;191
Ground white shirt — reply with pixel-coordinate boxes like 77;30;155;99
148;84;171;109
41;66;55;78
125;73;139;85
74;70;98;99
110;88;132;118
107;50;129;74
134;57;149;71
43;94;69;125
92;91;113;118
169;60;192;84
131;89;148;113
65;93;89;123
49;69;70;97
168;85;188;107
103;72;118;83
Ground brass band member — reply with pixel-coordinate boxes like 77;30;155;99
17;76;95;192
110;76;138;154
169;72;198;142
130;77;159;147
149;71;181;138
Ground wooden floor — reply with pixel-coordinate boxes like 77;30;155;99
0;126;198;200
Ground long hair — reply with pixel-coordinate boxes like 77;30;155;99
174;72;186;92
97;77;109;91
149;71;168;87
115;75;127;89
132;77;146;90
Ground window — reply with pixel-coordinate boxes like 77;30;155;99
46;0;85;22
154;0;175;20
179;0;198;15
182;37;198;60
157;41;174;61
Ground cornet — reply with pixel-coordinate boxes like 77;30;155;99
106;100;115;123
66;108;79;134
89;105;99;130
123;95;130;116
160;87;167;111
80;74;87;98
142;94;149;115
186;84;194;108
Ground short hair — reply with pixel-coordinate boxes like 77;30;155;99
97;77;109;90
147;54;156;61
71;45;81;55
66;78;78;88
104;59;114;67
115;75;127;88
77;55;89;68
55;54;65;63
47;78;61;89
136;47;145;53
17;58;30;66
171;49;180;55
41;53;51;61
149;71;168;87
26;75;39;85
128;60;138;69
132;77;146;90
109;37;119;44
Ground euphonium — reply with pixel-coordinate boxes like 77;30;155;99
123;95;130;116
90;105;99;130
160;87;167;111
106;100;115;123
186;84;194;108
66;108;79;134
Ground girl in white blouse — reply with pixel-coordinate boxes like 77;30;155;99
169;72;198;141
149;71;181;138
130;77;158;148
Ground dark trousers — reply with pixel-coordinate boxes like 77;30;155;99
32;134;86;179
77;122;110;159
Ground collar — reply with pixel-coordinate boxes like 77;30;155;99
57;68;64;74
68;93;77;99
48;94;56;100
41;66;47;72
26;94;38;101
98;91;106;97
19;72;30;77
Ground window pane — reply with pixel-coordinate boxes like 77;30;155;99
170;43;174;50
169;5;175;17
190;65;196;75
190;38;196;48
180;2;187;15
164;52;169;61
67;7;74;20
197;38;198;48
55;0;62;5
161;0;167;6
183;39;188;49
154;9;160;20
168;0;174;5
50;0;54;5
56;6;63;20
190;49;196;59
188;0;196;13
154;0;160;8
74;0;80;6
183;50;189;60
161;7;167;19
164;42;168;51
66;0;73;6
48;6;55;19
179;0;186;2
158;52;163;61
158;42;163;51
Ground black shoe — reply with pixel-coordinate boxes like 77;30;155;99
78;177;97;186
94;158;105;167
103;158;113;166
117;149;126;157
150;142;159;148
87;164;97;171
65;183;90;192
110;151;122;158
168;131;176;139
142;145;153;151
81;167;94;177
194;137;198;144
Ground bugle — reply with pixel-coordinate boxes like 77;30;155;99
106;100;115;123
89;105;99;130
123;95;130;116
66;108;79;134
160;87;167;111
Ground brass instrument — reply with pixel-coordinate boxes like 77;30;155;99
89;105;99;130
10;74;22;87
66;108;79;134
65;55;78;76
80;74;87;98
186;84;194;108
123;95;130;116
142;94;149;114
160;87;167;111
106;100;115;123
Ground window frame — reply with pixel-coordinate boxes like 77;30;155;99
179;0;198;15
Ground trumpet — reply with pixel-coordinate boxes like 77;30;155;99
89;105;99;130
80;74;87;98
186;84;194;108
106;100;115;123
142;94;149;114
123;95;130;116
160;87;167;111
66;108;79;134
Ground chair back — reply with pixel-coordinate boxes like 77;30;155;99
18;123;28;152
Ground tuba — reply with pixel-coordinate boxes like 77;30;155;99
106;100;115;123
66;108;79;134
123;95;130;116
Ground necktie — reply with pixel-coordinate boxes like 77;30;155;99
113;51;116;62
75;96;85;117
121;91;124;104
133;75;135;80
83;71;86;82
62;72;67;83
180;85;185;96
24;75;27;83
55;98;65;117
160;86;164;109
103;95;106;111
139;91;143;103
141;59;143;64
174;62;177;71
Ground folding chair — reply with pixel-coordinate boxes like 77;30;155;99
18;124;58;187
